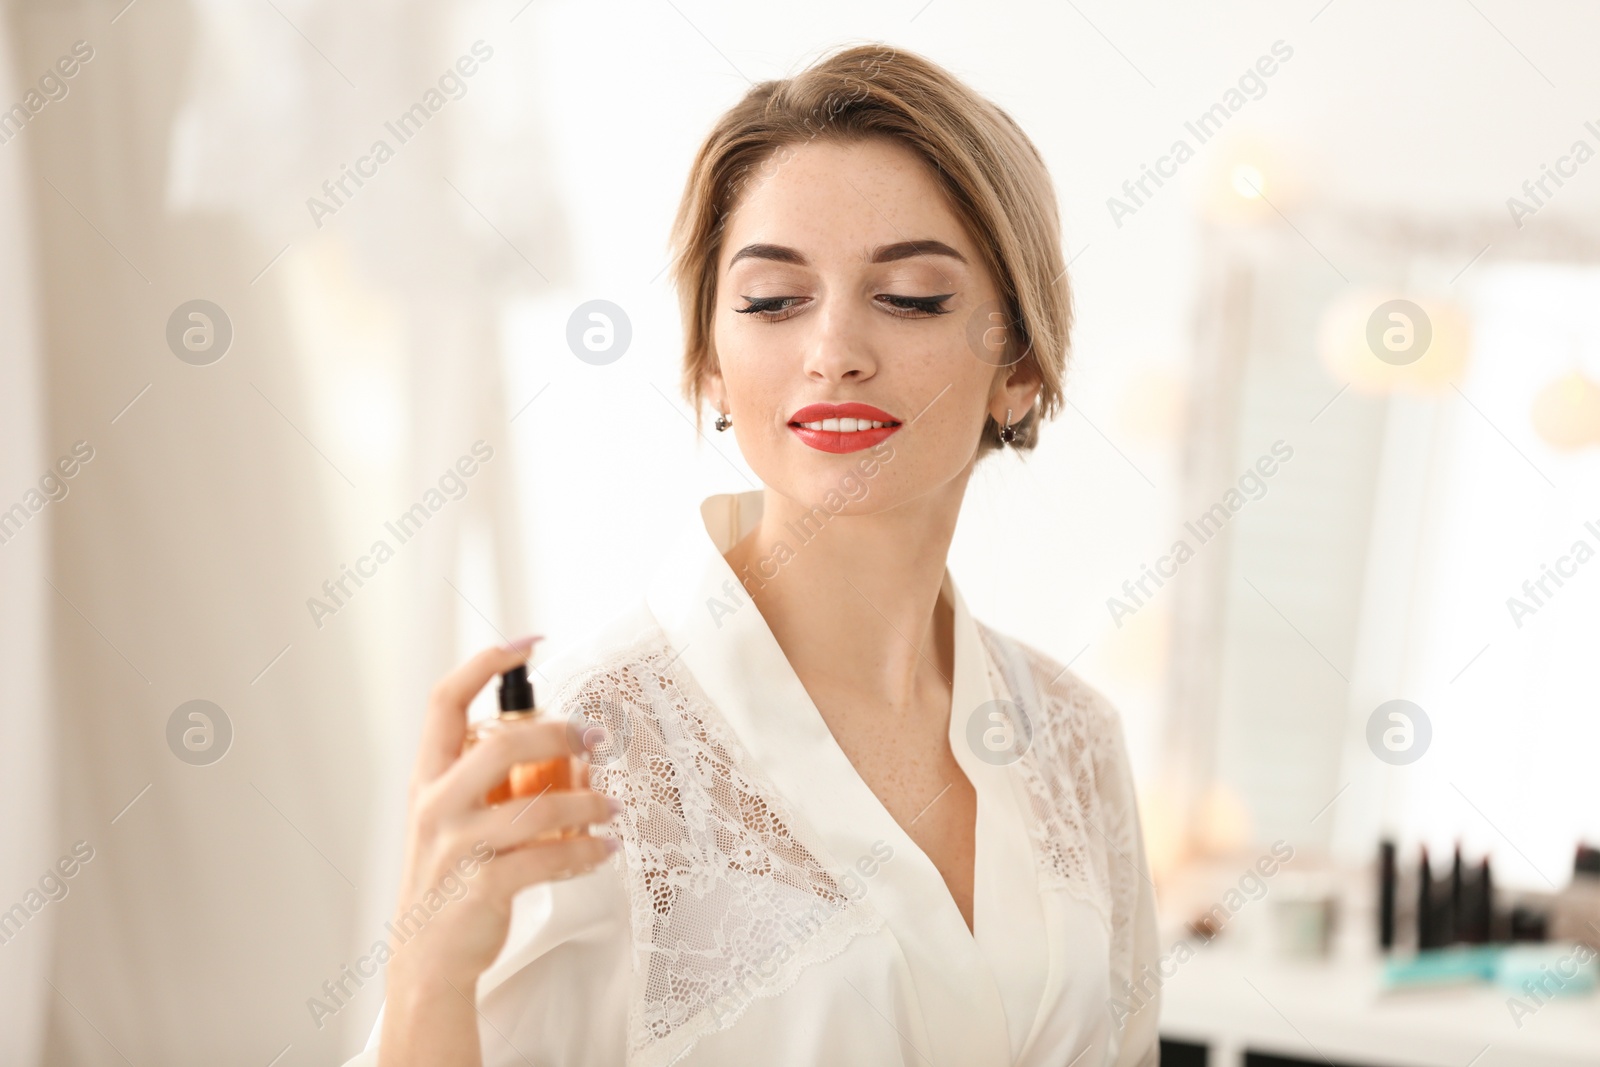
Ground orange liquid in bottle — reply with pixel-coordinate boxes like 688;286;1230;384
465;664;581;839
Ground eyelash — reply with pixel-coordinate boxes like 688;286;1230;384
734;294;955;321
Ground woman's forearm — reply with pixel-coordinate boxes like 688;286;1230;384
378;961;483;1067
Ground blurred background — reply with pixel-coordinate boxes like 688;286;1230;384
3;1;1599;1064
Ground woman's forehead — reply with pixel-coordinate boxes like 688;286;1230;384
720;141;972;264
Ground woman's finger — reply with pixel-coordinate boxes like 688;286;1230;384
412;636;543;784
465;787;617;851
479;833;618;895
430;718;584;810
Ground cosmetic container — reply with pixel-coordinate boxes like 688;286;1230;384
461;664;575;835
1378;839;1396;951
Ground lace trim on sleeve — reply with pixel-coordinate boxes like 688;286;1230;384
974;623;1144;999
551;628;884;1067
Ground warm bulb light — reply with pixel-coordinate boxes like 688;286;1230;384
1196;782;1253;856
1231;164;1265;199
1198;132;1293;224
1531;370;1600;451
1138;786;1187;885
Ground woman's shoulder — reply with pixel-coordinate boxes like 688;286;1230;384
529;599;721;776
527;598;675;701
972;620;1147;933
970;619;1130;756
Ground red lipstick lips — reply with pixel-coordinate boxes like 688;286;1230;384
787;402;902;454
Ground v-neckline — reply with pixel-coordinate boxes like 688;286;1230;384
724;527;980;936
643;490;1050;1064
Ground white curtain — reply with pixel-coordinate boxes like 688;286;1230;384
3;0;559;1062
0;9;52;1062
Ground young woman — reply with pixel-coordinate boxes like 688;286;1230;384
349;43;1159;1067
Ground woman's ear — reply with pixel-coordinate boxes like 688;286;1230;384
702;364;727;414
991;361;1041;424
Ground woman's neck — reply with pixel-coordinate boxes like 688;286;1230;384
722;479;967;716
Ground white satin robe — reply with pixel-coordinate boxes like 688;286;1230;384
346;489;1160;1067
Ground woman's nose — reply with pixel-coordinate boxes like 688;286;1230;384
801;299;877;382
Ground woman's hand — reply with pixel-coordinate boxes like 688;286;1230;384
378;638;619;1067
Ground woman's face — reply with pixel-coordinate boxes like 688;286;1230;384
706;136;1038;514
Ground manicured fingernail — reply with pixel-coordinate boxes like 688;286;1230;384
604;837;620;854
583;726;610;750
606;797;623;814
506;634;543;653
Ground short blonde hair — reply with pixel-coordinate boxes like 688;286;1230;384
667;43;1072;456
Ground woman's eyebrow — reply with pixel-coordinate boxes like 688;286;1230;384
727;239;967;268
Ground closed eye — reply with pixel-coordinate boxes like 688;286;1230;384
879;294;954;317
734;295;805;320
734;294;955;321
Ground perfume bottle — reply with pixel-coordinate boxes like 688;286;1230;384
461;664;574;835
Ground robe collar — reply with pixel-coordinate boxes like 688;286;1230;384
644;489;1049;1065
